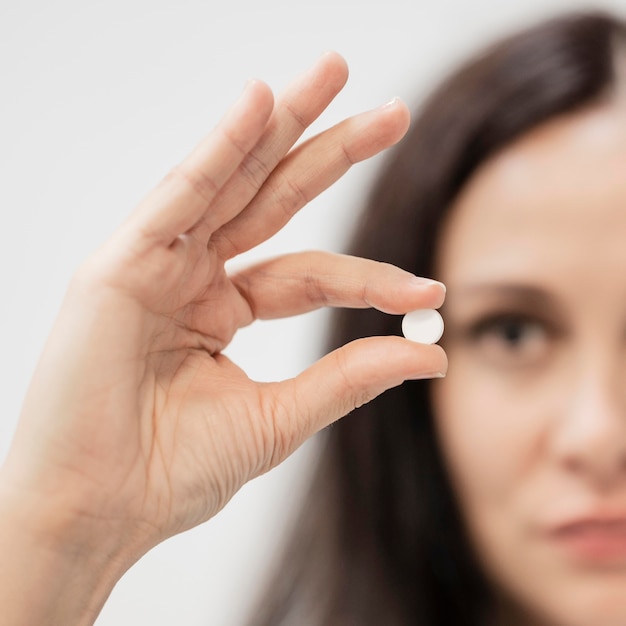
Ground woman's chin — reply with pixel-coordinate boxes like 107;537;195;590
502;570;626;626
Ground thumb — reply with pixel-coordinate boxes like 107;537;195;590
261;336;447;469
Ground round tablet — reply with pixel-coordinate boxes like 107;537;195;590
402;309;444;344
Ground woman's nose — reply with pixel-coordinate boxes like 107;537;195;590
551;359;626;489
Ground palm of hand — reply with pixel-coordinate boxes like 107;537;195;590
115;239;284;540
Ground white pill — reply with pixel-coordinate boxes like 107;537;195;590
402;309;444;344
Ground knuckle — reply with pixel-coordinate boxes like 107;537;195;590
282;98;308;134
302;269;328;308
220;125;249;158
340;141;356;166
283;174;309;208
258;384;305;471
267;170;309;222
333;347;361;406
331;341;385;413
239;150;271;188
168;165;219;204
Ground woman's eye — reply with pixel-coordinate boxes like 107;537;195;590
490;318;539;346
468;315;552;365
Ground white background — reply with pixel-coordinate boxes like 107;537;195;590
1;0;625;624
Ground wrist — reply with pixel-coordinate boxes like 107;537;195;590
0;474;134;626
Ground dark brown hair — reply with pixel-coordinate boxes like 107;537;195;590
250;11;626;626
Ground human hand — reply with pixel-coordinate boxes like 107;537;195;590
0;52;446;624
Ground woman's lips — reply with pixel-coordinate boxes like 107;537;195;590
547;518;626;563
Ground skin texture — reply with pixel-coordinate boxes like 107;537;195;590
0;53;447;626
432;100;626;626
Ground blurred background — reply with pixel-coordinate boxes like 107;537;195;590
1;0;625;623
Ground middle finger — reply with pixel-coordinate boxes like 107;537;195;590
211;98;410;259
189;51;349;244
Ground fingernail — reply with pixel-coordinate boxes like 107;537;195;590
411;276;446;293
378;96;400;110
410;371;447;381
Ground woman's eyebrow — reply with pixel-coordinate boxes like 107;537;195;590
444;283;563;314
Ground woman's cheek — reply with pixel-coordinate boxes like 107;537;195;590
430;353;549;527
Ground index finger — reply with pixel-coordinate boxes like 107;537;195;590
230;251;446;320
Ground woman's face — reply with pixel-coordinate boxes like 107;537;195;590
432;101;626;626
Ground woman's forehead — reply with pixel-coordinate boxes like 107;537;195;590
435;102;626;285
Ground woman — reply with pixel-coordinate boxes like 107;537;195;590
1;10;624;626
250;10;626;626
